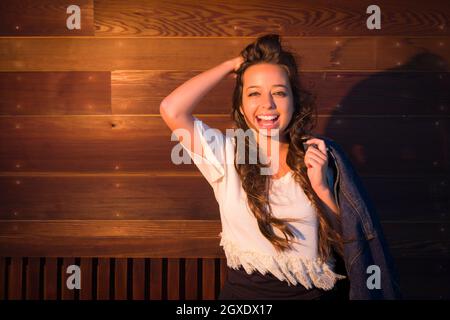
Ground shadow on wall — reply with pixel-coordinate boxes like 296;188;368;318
323;52;449;177
320;52;450;299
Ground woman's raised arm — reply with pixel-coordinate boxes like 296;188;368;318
159;57;243;156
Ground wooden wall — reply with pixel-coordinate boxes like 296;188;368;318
0;0;449;300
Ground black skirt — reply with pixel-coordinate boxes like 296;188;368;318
218;265;348;300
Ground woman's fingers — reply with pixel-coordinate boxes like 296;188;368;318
306;146;327;161
305;138;327;155
233;56;244;72
305;153;325;166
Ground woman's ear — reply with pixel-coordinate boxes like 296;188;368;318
239;105;244;114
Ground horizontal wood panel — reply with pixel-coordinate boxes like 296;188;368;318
1;70;447;116
0;37;372;71
0;175;218;220
382;222;449;258
377;38;450;71
112;70;450;115
364;176;449;221
0;116;447;175
0;237;223;258
94;0;450;37
0;175;448;221
0;0;94;36
0;72;111;115
0;220;221;238
1;37;449;72
321;117;449;175
1;0;448;38
0;221;448;258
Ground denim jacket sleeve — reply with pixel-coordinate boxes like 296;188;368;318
317;134;402;300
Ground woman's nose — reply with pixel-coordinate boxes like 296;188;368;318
261;95;276;109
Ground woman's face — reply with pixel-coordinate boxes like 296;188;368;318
239;63;294;142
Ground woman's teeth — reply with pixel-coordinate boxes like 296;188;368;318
256;115;280;128
256;115;279;121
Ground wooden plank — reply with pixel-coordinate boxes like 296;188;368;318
167;258;179;300
0;221;449;258
220;258;227;292
184;258;198;300
114;258;127;300
0;68;445;117
43;258;57;300
61;257;75;300
0;175;217;220
377;37;450;71
0;220;221;237
25;257;40;300
0;72;111;115
8;257;23;299
384;222;449;258
112;70;234;115
202;258;215;300
132;258;145;300
305;71;450;116
79;258;92;300
0;37;375;71
95;0;450;37
0;0;94;36
0;237;223;258
0;175;448;221
96;258;110;300
0;257;5;299
363;176;450;221
112;70;450;116
0;116;447;175
0;37;448;72
321;117;449;175
149;258;162;300
0;115;229;173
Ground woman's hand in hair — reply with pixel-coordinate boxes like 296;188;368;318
304;138;331;195
229;56;244;78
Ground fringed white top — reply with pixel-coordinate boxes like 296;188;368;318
175;116;345;290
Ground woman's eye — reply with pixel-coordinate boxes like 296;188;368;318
248;92;286;97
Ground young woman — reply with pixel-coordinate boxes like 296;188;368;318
160;34;360;300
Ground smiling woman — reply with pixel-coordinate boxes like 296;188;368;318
160;34;348;300
160;34;399;300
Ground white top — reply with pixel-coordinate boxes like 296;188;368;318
175;116;345;290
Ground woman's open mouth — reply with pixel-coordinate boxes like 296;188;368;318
255;114;280;129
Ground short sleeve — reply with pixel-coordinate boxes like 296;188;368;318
177;116;226;186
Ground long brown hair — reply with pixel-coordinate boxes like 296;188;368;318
231;34;343;260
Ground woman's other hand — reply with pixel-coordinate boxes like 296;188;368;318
304;138;330;195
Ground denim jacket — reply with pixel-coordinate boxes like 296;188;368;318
317;134;402;300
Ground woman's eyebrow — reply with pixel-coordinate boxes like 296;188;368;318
246;84;288;90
